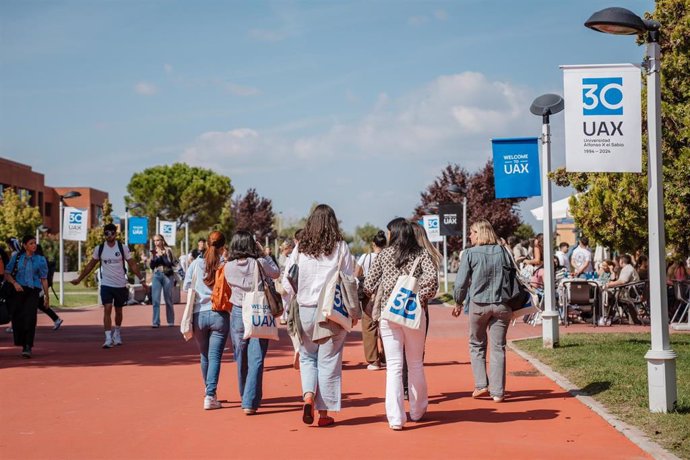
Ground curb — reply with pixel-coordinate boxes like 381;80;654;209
508;339;681;460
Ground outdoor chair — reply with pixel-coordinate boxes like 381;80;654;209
561;280;599;327
608;281;648;325
670;280;690;324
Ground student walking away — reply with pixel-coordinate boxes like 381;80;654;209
453;220;511;403
150;234;176;328
355;230;387;370
35;244;63;330
183;231;231;410
363;218;438;430
277;239;295;325
281;204;355;427
225;231;280;415
4;235;50;358
71;223;147;348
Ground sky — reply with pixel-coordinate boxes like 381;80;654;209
0;0;654;233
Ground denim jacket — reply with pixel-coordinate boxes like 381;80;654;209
453;244;506;305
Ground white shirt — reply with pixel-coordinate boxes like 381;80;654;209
93;242;131;288
618;264;640;284
571;246;593;273
281;241;353;306
357;252;378;277
555;250;570;271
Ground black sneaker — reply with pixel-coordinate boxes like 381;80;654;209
21;346;32;358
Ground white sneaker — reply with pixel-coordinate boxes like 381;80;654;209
102;338;114;349
53;318;63;330
204;395;221;410
367;363;382;371
112;329;122;346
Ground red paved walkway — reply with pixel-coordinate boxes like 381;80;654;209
1;302;653;459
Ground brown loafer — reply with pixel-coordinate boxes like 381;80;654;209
302;395;314;425
317;416;335;427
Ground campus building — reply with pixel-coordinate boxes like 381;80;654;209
0;157;108;233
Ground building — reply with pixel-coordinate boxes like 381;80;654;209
0;157;108;233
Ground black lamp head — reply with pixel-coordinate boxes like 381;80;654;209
530;94;564;118
61;190;82;200
585;7;649;35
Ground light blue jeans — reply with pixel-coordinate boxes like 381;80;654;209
229;307;270;410
151;271;174;326
298;305;347;411
193;310;230;397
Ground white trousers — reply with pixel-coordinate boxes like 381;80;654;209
380;313;428;427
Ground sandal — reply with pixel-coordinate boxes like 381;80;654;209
302;395;314;425
472;387;489;399
317;416;335;427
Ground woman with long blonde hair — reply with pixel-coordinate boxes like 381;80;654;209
150;233;176;327
453;220;511;402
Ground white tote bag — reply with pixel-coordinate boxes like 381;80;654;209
242;265;279;341
382;257;423;330
318;244;361;332
180;272;197;342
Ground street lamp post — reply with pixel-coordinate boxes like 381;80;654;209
35;225;48;245
59;190;82;306
530;94;564;349
585;7;676;413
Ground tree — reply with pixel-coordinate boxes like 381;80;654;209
552;0;690;256
231;188;275;243
514;223;535;241
0;188;43;244
355;223;381;245
125;163;234;233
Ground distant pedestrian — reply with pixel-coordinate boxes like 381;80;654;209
150;234;176;328
354;229;387;370
71;223;147;348
570;236;594;278
226;231;280;415
281;204;355;427
4;235;49;358
364;218;438;430
453;220;511;403
183;231;230;410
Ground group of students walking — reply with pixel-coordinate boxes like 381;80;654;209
2;203;518;431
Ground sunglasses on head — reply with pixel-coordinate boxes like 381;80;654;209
104;230;116;236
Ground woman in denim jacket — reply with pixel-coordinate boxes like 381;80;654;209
225;231;280;415
452;220;511;402
183;231;230;410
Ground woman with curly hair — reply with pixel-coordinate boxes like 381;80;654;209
281;204;354;427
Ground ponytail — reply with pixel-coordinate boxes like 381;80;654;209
203;231;226;287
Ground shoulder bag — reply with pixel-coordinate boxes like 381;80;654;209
381;256;423;329
180;270;197;342
256;259;284;317
500;246;536;319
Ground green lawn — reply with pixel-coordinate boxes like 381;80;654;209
513;333;690;459
49;282;99;308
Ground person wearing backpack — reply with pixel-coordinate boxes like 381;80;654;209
225;231;280;415
71;223;146;348
4;235;50;357
182;231;231;410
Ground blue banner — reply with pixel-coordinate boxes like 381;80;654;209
491;137;541;199
128;217;149;245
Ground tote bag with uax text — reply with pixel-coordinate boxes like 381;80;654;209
317;244;361;332
242;264;279;341
382;257;422;330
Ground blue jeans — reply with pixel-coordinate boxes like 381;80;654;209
151;271;174;326
230;307;269;410
193;310;230;397
298;305;347;411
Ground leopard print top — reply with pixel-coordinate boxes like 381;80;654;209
363;246;439;315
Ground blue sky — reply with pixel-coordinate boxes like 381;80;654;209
1;0;653;233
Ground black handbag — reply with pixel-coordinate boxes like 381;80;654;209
500;247;531;310
286;252;299;292
0;253;22;325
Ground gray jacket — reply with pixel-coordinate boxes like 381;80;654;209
454;244;507;304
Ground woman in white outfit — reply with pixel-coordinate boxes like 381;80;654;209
364;218;438;430
282;204;355;427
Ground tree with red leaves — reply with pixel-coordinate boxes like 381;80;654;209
231;188;276;244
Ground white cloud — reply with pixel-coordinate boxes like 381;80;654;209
179;72;536;230
134;81;158;96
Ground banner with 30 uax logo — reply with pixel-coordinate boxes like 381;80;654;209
63;207;88;242
562;63;641;173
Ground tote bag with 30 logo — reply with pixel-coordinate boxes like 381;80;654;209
382;257;422;330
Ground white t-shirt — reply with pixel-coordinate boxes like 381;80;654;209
618;264;640;284
555;250;570;271
93;242;131;288
571;246;593;273
357;252;378;277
